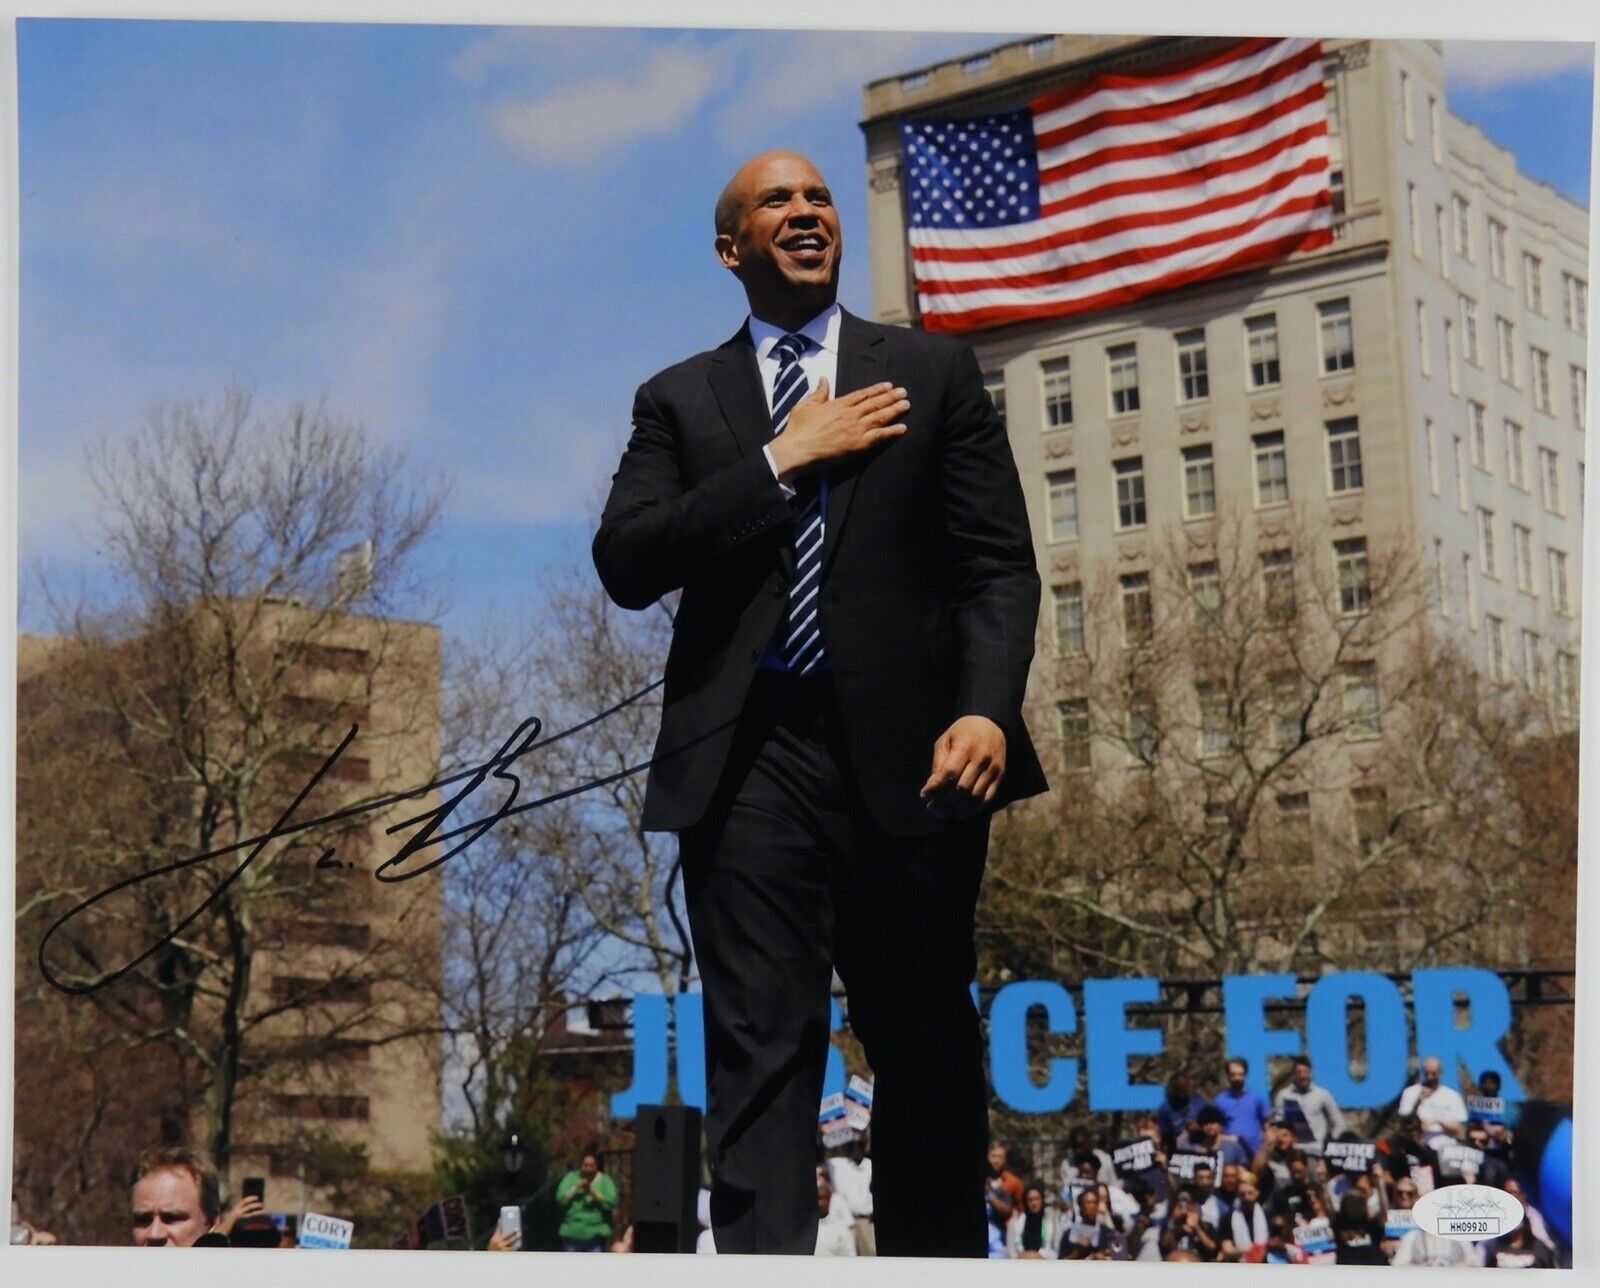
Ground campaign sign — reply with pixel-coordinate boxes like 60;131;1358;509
818;1092;846;1125
298;1211;353;1249
1112;1138;1156;1176
1438;1143;1486;1179
1325;1140;1377;1175
844;1075;874;1131
1293;1216;1336;1256
1062;1176;1096;1209
1168;1150;1221;1181
1384;1208;1418;1240
818;1092;855;1147
1466;1095;1506;1124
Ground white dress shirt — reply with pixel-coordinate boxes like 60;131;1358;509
748;301;842;498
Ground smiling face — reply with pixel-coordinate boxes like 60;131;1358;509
714;151;841;329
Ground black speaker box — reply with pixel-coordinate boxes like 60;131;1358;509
631;1103;703;1253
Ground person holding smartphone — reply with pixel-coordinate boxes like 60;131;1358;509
555;1151;617;1252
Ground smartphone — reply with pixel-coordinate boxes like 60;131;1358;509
498;1204;523;1250
242;1176;266;1204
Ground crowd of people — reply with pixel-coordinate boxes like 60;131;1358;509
979;1055;1563;1268
11;1053;1565;1265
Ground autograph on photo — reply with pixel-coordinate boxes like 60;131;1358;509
37;680;666;997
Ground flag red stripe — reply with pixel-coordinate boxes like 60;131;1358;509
1028;36;1280;115
917;228;1336;332
1038;120;1329;219
913;192;1332;296
1033;41;1323;152
1038;80;1326;185
911;152;1330;263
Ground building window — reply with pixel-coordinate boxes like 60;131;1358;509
1408;182;1421;258
1496;315;1516;386
1430;95;1442;164
1563;272;1588;332
1047;468;1079;542
1197;683;1230;758
1459;296;1479;365
1451;192;1471;259
1127;691;1158;761
1053;583;1085;656
1352;785;1389;851
1271;673;1302;750
1183;444;1216;518
1026;35;1056;59
1453;435;1468;511
1041;355;1073;428
1489;218;1508;282
1254;431;1288;507
1246;314;1281;388
1330;168;1345;220
1485;615;1508;682
1571;364;1587;430
1469;401;1489;471
1464;552;1477;628
1548;548;1571;615
1435;204;1450;281
1445;319;1459;393
1189;560;1222;625
1277;792;1312;863
1417;300;1431;377
1323;66;1341;134
1505;418;1526;488
1108;342;1140;415
1556;652;1579;719
1477;507;1497;579
961;52;993;76
1343;661;1380;736
1120;572;1153;645
1318;298;1354;373
1514;523;1536;594
1262;549;1295;623
1521;630;1544;692
983;369;1007;430
1539;447;1562;514
1401;69;1413;140
1531;348;1552;413
1176;327;1209;401
1425;416;1440;495
1114;456;1146;529
1327;418;1364;494
1059;698;1091;770
1335;537;1371;615
1523;252;1545;315
1435;537;1450;617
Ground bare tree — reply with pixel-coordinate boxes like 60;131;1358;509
982;508;1569;1033
15;388;451;1235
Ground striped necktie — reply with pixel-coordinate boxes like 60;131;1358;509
769;332;828;675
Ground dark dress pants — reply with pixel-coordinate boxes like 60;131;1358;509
678;668;991;1257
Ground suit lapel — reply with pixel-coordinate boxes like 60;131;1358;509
820;307;884;577
705;321;772;462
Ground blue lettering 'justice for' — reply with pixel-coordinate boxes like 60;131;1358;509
610;969;1525;1116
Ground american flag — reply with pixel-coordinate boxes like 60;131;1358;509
901;37;1334;333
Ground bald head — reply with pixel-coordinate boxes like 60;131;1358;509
712;150;841;329
714;150;825;235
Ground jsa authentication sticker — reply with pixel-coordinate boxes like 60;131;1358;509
1412;1183;1525;1241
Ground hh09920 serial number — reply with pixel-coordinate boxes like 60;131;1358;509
1441;1219;1499;1235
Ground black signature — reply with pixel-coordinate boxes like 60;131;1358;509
37;679;666;997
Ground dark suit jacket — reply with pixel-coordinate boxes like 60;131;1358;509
593;306;1047;837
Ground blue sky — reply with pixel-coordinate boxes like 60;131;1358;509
15;21;1596;639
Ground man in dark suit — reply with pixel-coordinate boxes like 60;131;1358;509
593;150;1046;1257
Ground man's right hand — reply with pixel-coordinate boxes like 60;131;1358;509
767;378;909;480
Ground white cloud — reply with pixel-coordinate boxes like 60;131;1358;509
714;29;1009;142
488;43;729;167
448;23;653;83
1442;40;1594;90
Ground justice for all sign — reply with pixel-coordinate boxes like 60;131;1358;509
612;967;1526;1117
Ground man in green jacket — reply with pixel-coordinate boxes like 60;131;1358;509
556;1152;617;1252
